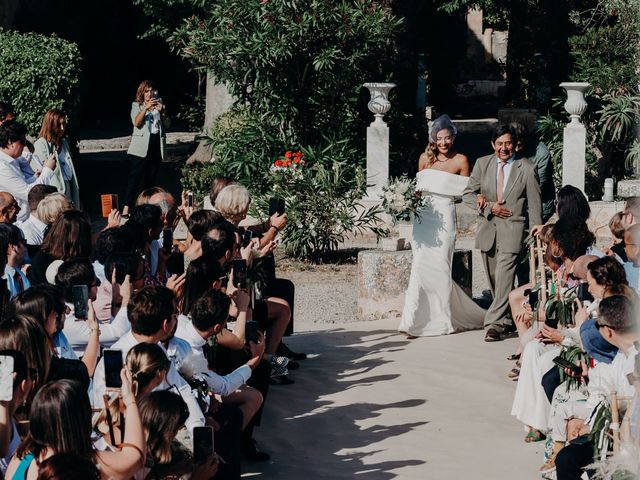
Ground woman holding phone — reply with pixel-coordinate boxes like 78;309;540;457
33;110;80;208
123;80;168;217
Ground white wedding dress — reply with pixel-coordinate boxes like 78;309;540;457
398;169;485;336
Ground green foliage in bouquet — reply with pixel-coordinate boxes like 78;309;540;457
558;345;590;392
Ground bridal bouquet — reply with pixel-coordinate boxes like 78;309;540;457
270;150;305;180
380;175;425;224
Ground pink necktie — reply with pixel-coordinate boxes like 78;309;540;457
497;162;506;203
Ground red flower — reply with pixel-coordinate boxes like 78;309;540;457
284;160;292;167
274;160;283;167
285;151;292;159
294;157;300;164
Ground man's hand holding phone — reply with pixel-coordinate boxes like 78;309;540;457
246;331;266;369
270;211;287;231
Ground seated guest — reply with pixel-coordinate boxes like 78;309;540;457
555;296;639;480
5;378;145;479
0;120;56;223
183;209;223;270
0;102;39;182
0;192;20;224
28;210;92;286
623;224;640;290
54;258;130;357
622;196;639;229
91;286;206;436
0;349;32;476
15;184;57;255
0;223;30;298
607;211;627;262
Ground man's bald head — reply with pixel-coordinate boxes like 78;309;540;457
0;192;19;223
571;254;599;280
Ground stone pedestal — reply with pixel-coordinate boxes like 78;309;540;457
357;249;472;321
561;122;587;195
617;179;640;198
365;121;390;200
560;82;590;196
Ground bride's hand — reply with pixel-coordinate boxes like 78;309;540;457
476;194;488;210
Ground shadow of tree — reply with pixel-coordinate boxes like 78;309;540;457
242;328;428;479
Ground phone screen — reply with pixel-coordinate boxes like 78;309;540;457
72;285;89;319
245;320;260;343
268;197;285;216
193;426;214;464
232;259;247;289
162;228;173;252
242;230;253;248
0;355;14;402
552;356;582;374
103;349;123;389
188;192;194;208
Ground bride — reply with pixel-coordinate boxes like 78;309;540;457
399;114;485;337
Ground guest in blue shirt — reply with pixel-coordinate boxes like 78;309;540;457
623;224;640;290
0;223;30;298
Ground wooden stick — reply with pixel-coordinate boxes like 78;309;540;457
529;243;536;286
611;391;620;454
103;394;117;447
536;236;547;304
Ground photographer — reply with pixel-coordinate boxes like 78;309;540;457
123;81;168;216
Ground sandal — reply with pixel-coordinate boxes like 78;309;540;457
524;429;546;443
507;367;520;378
507;353;521;361
539;455;556;473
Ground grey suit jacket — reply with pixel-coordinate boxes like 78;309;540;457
462;154;542;254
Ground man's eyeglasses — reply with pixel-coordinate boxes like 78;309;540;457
594;320;616;331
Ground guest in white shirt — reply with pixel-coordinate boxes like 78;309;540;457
555;295;639;480
0;120;56;222
0;223;30;298
54;259;131;358
14;184;57;250
176;289;265;428
92;286;206;436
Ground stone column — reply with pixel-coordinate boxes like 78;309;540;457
363;83;395;200
560;82;590;196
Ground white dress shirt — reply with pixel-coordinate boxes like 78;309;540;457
53;331;79;360
496;156;516;197
584;345;637;427
0;150;54;222
91;331;205;435
16;214;47;246
62;302;131;357
176;315;252;397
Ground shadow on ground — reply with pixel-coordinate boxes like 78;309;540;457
243;329;427;479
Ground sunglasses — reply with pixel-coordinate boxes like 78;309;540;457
594;320;616;331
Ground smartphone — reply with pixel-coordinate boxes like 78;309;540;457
576;282;594;302
245;320;260;343
242;230;253;248
100;194;118;218
528;289;539;308
268;197;285;216
162;228;173;252
545;317;559;329
232;259;247;289
0;355;14;401
187;192;194;208
103;349;123;389
72;285;89;319
193;426;214;464
166;252;185;276
150;89;159;100
552;356;583;375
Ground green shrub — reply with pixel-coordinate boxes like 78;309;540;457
250;139;387;260
0;29;82;135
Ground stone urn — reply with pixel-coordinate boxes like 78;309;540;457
559;82;591;125
363;83;396;124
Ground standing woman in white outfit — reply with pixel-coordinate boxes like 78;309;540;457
33;109;80;208
399;115;485;337
123;80;168;216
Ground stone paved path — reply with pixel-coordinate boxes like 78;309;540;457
244;318;543;480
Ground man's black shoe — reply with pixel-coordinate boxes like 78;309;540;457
287;360;300;370
277;342;307;361
242;440;271;462
502;322;517;335
484;328;502;342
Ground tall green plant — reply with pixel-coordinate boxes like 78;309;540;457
171;0;401;147
0;30;82;135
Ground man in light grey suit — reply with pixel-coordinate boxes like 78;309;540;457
462;125;542;342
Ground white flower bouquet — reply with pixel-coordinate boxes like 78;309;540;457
380;175;425;224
